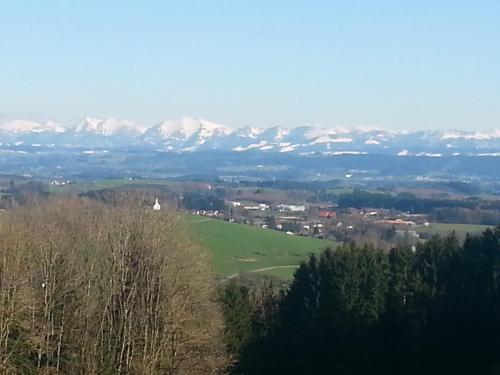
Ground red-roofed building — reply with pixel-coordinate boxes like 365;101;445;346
319;210;336;219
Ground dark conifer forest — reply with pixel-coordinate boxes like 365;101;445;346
223;228;500;375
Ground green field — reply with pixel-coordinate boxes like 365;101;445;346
416;223;493;239
185;216;335;279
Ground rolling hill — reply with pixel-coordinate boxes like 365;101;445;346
185;215;335;279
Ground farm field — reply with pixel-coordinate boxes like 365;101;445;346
185;215;335;279
416;222;493;239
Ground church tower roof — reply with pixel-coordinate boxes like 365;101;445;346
153;197;161;211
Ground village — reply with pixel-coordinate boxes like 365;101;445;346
187;195;430;249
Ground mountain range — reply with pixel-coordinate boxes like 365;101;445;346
1;117;500;156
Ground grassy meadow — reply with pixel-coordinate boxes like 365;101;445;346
185;215;335;279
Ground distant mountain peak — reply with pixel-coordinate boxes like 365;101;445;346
0;120;65;133
75;117;147;136
148;117;233;142
235;126;264;138
261;126;290;141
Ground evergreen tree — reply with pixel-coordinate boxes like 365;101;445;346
220;281;253;357
227;226;500;374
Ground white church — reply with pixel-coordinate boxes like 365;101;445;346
153;197;161;211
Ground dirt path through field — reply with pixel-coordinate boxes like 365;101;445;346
224;265;300;280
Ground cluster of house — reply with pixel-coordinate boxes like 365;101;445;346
374;218;417;226
190;199;337;238
189;197;433;242
261;219;327;236
323;208;431;240
227;200;269;210
227;201;309;213
190;210;224;217
243;203;270;211
50;179;73;186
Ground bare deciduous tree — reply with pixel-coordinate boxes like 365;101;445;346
0;198;229;374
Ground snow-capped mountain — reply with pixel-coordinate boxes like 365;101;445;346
0;120;66;134
74;117;147;136
143;118;234;151
1;117;500;156
233;126;264;139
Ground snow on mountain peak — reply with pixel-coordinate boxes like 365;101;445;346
440;130;495;141
355;125;384;133
75;117;147;136
154;118;198;140
198;119;234;137
75;117;100;132
41;121;66;133
235;126;264;138
303;126;352;140
311;136;353;144
0;120;66;133
151;117;233;141
260;126;290;141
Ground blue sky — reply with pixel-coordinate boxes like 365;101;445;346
0;0;499;130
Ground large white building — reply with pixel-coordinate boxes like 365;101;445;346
277;204;306;212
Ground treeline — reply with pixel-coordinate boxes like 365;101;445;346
82;187;227;212
432;207;500;225
0;181;49;208
182;191;226;211
0;198;229;374
223;228;500;374
242;180;341;192
336;190;478;213
332;189;500;224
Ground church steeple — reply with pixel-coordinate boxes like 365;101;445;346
153;197;161;211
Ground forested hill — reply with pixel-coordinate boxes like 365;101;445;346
223;227;500;375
